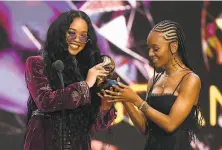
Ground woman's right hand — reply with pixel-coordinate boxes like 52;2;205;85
85;63;109;88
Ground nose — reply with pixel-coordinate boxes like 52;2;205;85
148;48;155;58
74;35;81;43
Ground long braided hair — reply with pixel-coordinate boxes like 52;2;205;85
153;20;193;71
147;20;202;142
147;20;193;96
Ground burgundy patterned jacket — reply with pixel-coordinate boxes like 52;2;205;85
24;56;116;150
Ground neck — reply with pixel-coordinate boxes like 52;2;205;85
164;54;188;76
164;61;186;76
165;66;180;76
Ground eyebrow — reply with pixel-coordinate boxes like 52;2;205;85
68;28;88;33
147;44;160;47
152;44;160;47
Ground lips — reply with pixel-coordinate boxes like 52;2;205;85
152;58;158;63
69;43;80;50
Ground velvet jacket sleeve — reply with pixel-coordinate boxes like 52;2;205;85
25;56;91;112
91;106;117;132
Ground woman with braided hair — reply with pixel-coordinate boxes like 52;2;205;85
24;10;116;150
105;20;202;149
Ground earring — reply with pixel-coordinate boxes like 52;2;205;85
87;39;92;44
172;53;178;66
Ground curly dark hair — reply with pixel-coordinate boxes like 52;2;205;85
26;10;102;129
43;10;100;88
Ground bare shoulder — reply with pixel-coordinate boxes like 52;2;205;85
183;72;201;87
179;71;201;98
178;72;201;105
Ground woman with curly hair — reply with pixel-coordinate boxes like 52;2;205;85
24;10;116;150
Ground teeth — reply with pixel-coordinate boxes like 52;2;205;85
70;44;79;49
153;58;158;62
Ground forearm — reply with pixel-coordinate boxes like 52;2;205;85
30;81;91;112
91;107;116;132
122;102;147;134
135;98;172;133
25;57;91;112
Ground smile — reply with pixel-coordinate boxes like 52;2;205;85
152;58;158;63
69;43;80;49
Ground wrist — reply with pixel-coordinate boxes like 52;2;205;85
140;101;149;112
85;80;91;88
101;104;113;112
134;97;144;108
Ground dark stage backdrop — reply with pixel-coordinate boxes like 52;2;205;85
0;1;221;150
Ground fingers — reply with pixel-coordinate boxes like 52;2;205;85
96;67;107;72
97;73;109;77
97;90;112;100
118;82;127;88
103;90;124;102
96;68;109;76
100;70;109;74
95;63;110;71
93;63;113;74
103;90;108;97
107;99;124;103
94;63;104;71
104;94;113;99
112;85;122;92
95;63;104;68
105;90;119;96
109;87;115;92
117;77;120;82
97;93;103;98
97;68;109;75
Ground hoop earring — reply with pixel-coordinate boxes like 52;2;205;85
87;39;92;44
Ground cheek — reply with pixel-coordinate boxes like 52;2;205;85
66;36;69;43
160;47;170;57
161;52;173;65
79;44;86;51
156;50;170;64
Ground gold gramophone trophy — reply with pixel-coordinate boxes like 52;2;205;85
95;55;118;93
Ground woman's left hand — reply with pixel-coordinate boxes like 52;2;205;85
97;90;115;111
104;82;142;105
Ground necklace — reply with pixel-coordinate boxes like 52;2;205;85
161;69;185;88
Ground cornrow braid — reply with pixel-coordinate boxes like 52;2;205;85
152;20;193;71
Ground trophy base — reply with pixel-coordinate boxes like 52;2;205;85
95;79;118;93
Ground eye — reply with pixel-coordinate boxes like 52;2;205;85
67;31;76;36
80;34;88;39
146;45;150;50
153;47;159;51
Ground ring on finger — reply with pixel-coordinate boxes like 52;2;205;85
117;92;120;96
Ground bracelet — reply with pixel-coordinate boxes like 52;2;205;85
138;101;146;110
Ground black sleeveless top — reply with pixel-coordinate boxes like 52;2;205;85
144;72;201;150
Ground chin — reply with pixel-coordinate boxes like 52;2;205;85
68;49;82;56
153;64;164;71
153;63;161;68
